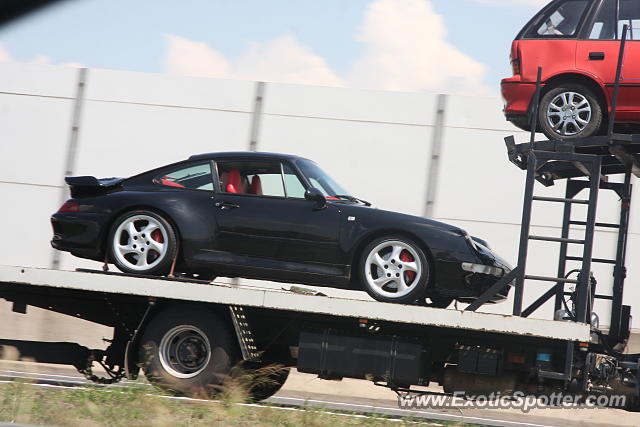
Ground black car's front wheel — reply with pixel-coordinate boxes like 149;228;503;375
360;237;430;304
108;210;178;276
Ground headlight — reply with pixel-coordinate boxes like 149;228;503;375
461;262;504;277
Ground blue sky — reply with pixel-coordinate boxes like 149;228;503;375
0;0;546;95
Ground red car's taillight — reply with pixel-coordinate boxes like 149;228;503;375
58;201;79;213
511;58;521;76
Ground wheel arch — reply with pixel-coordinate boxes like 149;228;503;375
348;228;436;289
101;204;184;263
541;73;609;120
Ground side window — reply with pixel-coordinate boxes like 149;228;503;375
535;0;589;36
589;0;616;39
154;163;213;190
589;0;640;40
283;164;306;198
216;160;285;197
619;0;640;40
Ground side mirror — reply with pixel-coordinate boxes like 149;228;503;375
305;187;327;210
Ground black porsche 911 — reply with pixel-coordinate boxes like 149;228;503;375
51;152;511;307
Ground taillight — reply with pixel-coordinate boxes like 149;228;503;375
511;58;521;75
506;353;526;364
58;201;79;213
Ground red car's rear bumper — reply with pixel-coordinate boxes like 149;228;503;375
501;76;538;130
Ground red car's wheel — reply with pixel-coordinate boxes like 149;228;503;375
538;83;603;140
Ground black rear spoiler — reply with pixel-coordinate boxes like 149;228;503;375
65;176;125;198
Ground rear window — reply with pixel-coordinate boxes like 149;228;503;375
523;0;590;38
154;163;214;190
535;0;590;37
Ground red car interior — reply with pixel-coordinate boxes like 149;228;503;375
158;177;186;188
250;175;263;195
225;169;243;194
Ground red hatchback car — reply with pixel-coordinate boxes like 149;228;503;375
502;0;640;140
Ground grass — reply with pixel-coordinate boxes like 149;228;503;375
0;379;465;427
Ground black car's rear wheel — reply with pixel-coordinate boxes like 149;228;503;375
109;210;178;276
360;236;429;304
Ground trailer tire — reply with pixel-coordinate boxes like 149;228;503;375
243;363;290;402
139;305;237;397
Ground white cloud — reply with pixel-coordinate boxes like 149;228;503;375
0;42;85;68
0;42;13;62
235;36;344;87
473;0;548;6
164;34;343;87
62;62;87;68
164;34;232;79
347;0;489;95
31;54;51;65
163;0;489;95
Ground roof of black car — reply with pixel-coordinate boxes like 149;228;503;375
188;152;307;162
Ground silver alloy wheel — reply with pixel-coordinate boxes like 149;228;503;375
546;91;592;136
364;240;422;299
158;325;212;379
112;214;168;271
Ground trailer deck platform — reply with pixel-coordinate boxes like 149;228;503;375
0;265;590;342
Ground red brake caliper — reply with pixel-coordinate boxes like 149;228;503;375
400;250;416;284
151;229;164;244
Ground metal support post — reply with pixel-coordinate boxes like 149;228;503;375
575;156;602;323
609;171;632;343
513;153;538;316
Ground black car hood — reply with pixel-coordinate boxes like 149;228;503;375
341;203;465;235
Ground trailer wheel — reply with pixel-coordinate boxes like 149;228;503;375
360;236;430;304
139;305;237;397
109;210;178;276
243;363;290;402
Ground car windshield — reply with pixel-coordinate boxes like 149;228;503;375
296;159;350;197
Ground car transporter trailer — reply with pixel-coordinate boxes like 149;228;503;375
0;123;639;408
1;29;640;410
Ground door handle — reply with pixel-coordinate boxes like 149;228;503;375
589;52;605;61
215;202;240;210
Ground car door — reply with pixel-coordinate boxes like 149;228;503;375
516;0;591;85
211;158;343;274
576;0;640;119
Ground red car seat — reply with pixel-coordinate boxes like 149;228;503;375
158;177;185;188
225;169;243;194
250;175;263;195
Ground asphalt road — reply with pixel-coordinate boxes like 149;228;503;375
0;361;637;427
